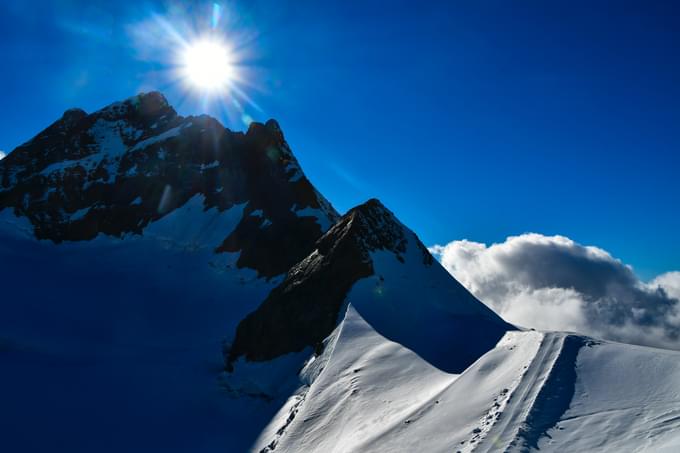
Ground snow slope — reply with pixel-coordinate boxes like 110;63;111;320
350;242;511;374
0;93;340;452
227;199;511;375
0;204;287;452
261;306;680;453
255;306;535;452
536;340;680;452
3;92;679;453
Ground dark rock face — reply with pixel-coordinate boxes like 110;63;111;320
214;122;338;277
0;92;337;278
226;198;434;366
2;90;511;380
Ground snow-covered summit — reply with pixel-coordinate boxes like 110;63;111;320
0;92;343;451
0;92;338;277
3;92;679;453
227;198;512;373
259;307;680;453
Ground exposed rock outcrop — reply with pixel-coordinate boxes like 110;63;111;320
226;199;435;367
0;92;338;277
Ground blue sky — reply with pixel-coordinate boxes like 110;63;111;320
1;0;678;278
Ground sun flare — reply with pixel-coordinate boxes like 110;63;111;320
181;39;234;92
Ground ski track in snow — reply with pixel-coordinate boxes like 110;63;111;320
4;94;680;452
472;333;583;452
262;315;680;453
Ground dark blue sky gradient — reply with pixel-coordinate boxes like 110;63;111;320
1;0;678;278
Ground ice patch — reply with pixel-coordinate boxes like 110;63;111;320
143;196;246;251
39;118;129;180
293;206;332;232
69;207;90;221
129;123;191;152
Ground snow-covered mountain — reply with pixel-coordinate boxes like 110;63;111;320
0;91;337;277
227;198;511;375
0;92;339;452
261;307;680;453
1;93;678;453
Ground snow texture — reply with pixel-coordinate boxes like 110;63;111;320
263;307;680;453
0;202;288;452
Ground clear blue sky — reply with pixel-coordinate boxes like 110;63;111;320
1;0;678;278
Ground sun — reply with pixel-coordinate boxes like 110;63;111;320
180;39;235;92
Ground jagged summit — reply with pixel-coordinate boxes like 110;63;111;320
226;198;397;366
227;196;511;373
0;91;180;181
2;91;679;453
319;197;432;265
0;91;338;277
59;108;87;129
97;91;174;119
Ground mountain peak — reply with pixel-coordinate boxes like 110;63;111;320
96;90;177;123
60;108;87;128
264;118;282;132
245;118;286;146
0;92;337;277
226;198;408;365
354;197;384;211
345;197;392;225
317;197;432;267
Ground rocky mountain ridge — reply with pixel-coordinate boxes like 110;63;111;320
1;92;515;452
0;91;337;278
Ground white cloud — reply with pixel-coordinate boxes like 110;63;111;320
651;272;680;300
0;150;6;160
430;234;680;350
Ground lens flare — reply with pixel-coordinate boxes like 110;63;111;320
129;3;263;125
181;39;234;92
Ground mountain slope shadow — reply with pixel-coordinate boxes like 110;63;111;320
228;199;514;374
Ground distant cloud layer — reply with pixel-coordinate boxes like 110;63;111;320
430;234;680;350
0;150;5;160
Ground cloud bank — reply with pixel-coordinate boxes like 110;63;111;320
429;234;680;350
0;150;6;160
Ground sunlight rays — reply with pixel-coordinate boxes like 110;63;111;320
127;3;262;128
180;38;235;92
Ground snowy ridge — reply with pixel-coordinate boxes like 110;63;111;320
254;306;349;453
3;91;680;452
253;305;456;453
540;339;680;452
226;198;510;373
262;314;680;453
1;91;338;277
472;333;582;452
347;201;512;373
0;92;342;452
